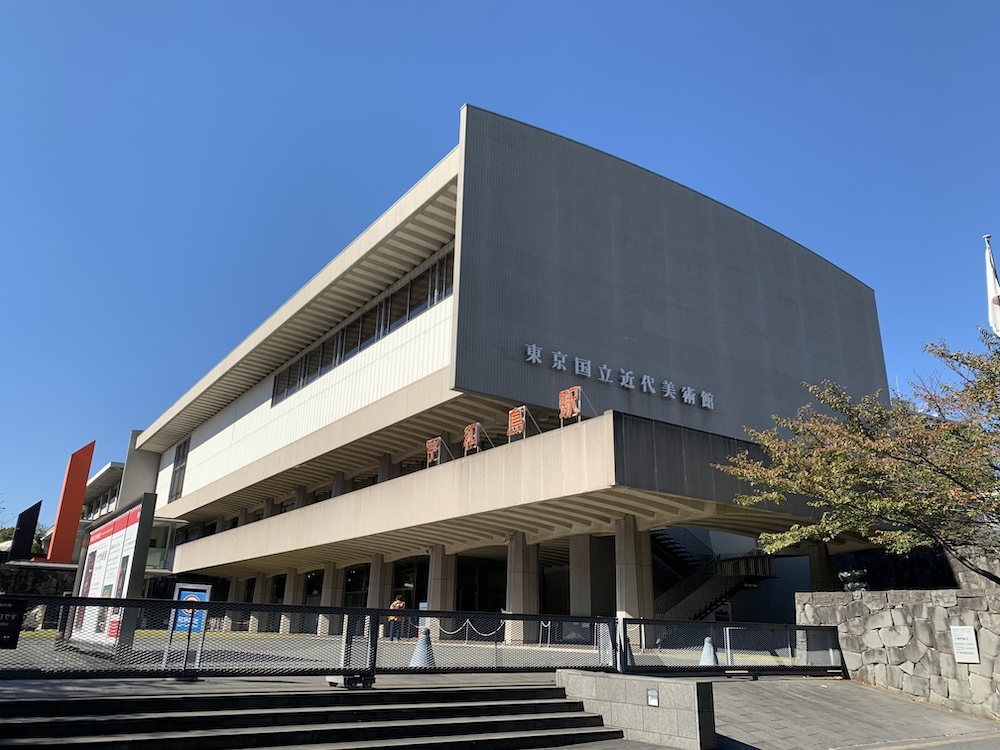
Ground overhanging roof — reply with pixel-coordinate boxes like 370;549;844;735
84;462;125;503
137;148;461;454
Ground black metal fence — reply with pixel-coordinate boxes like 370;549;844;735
620;618;846;677
0;595;843;681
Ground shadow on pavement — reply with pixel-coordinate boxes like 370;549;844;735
717;737;762;750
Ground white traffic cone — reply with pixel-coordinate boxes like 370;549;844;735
409;627;436;668
699;636;718;666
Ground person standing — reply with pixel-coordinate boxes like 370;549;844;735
388;595;405;641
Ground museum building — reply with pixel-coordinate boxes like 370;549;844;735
109;107;888;624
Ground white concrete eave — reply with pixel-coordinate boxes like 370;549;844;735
137;147;461;454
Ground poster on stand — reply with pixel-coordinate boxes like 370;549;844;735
70;493;155;647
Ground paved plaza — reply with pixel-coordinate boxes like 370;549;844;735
0;672;998;749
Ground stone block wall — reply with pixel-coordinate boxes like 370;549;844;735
555;669;715;750
0;565;75;597
796;589;1000;720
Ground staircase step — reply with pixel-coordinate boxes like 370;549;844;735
0;698;585;739
0;685;568;719
246;726;627;749
0;711;609;749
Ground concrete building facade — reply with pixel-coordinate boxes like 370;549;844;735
116;107;887;624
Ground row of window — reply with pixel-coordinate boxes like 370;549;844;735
272;250;454;405
83;485;120;521
168;437;190;503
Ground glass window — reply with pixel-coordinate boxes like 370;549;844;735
410;269;431;318
305;347;321;383
388;287;409;332
359;309;378;351
342;319;361;361
319;338;336;373
168;437;190;503
285;359;303;396
443;253;454;297
273;368;289;402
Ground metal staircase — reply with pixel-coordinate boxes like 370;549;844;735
650;528;776;621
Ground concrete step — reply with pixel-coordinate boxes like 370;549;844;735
253;726;629;749
0;685;569;719
0;697;586;739
0;711;614;749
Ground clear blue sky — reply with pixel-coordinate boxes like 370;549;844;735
2;2;997;527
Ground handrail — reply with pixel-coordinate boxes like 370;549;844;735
655;550;776;620
650;527;715;565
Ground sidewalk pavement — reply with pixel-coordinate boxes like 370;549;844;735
0;673;998;750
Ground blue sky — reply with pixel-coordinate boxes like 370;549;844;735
1;2;998;527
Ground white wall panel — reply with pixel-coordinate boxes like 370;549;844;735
167;300;455;500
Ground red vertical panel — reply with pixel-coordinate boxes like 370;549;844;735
45;441;96;563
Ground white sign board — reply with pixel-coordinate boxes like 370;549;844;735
950;626;981;664
71;505;143;644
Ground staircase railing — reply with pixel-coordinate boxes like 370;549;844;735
649;527;715;568
654;551;776;621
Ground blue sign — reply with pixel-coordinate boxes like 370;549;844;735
174;588;209;633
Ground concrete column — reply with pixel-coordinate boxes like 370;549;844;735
377;453;400;482
330;472;347;498
506;532;539;644
237;507;248;526
248;573;266;633
806;541;840;591
427;544;457;611
318;562;345;636
280;570;305;634
569;535;593;616
263;498;276;518
293;485;307;510
615;515;653;619
366;554;394;638
222;575;240;631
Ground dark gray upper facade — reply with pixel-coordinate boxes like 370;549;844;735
453;106;888;442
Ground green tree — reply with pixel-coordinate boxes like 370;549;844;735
717;331;1000;586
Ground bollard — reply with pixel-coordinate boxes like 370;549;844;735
700;636;718;666
409;627;436;668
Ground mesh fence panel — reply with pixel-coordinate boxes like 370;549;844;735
621;618;844;673
3;596;842;679
374;612;617;672
1;596;616;679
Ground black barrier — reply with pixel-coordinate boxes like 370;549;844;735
0;598;27;650
618;617;848;678
0;595;844;682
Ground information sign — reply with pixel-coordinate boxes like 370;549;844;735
0;598;27;649
950;625;981;664
173;584;212;634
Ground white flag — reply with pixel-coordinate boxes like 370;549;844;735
986;235;1000;336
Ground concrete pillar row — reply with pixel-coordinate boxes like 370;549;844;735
318;562;346;636
569;535;593;617
506;532;540;644
248;573;266;633
366;554;394;638
427;544;457;611
615;514;654;619
280;569;305;634
806;540;840;591
330;472;347;498
377;454;400;482
221;575;241;632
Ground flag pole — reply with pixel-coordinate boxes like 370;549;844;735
985;234;1000;336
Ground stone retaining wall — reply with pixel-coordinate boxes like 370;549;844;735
556;669;715;750
0;565;75;597
796;589;1000;720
